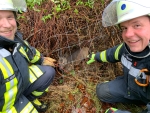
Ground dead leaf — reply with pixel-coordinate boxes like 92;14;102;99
68;93;75;102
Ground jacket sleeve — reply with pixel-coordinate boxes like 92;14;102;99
95;43;124;63
15;31;43;64
23;40;44;65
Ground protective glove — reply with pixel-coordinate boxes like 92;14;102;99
86;52;95;65
105;107;131;113
42;57;56;67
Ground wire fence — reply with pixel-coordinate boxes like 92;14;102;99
19;0;122;79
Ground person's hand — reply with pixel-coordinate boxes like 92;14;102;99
42;57;56;67
105;107;131;113
86;52;95;65
105;107;118;113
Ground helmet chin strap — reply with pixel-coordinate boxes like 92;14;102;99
124;42;150;58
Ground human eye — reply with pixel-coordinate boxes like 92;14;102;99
120;27;127;32
7;15;15;20
134;24;141;28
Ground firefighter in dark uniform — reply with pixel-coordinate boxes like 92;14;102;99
87;0;150;113
0;0;56;112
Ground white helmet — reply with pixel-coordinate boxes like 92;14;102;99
102;0;150;27
0;0;27;12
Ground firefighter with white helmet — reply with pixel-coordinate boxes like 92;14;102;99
0;0;56;112
87;0;150;112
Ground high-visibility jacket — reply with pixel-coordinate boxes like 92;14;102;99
0;31;45;113
95;43;150;102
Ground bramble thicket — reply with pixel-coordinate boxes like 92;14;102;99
19;0;145;112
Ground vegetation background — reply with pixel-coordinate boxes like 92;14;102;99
18;0;145;112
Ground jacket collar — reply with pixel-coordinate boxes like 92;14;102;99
124;42;150;58
0;31;21;48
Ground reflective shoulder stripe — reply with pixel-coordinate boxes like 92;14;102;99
20;102;38;113
24;40;29;45
19;47;30;61
13;43;20;55
13;43;30;62
0;62;8;79
3;59;14;75
121;55;146;79
114;43;123;60
24;40;41;63
100;50;108;62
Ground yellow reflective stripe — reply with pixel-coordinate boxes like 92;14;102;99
3;86;17;111
29;69;37;83
9;106;17;113
5;77;18;90
0;58;18;111
32;91;44;96
115;43;123;60
21;41;41;63
23;41;29;52
31;49;41;63
32;108;38;113
100;50;108;62
3;58;18;90
24;40;29;45
20;102;35;113
32;87;48;96
45;87;49;92
19;47;30;61
0;62;8;79
3;59;13;74
3;106;17;113
29;65;43;78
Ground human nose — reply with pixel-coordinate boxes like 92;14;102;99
123;27;134;38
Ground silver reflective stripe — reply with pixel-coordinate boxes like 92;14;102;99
121;55;132;69
0;50;17;111
0;59;13;83
129;66;145;78
7;109;13;113
13;43;20;55
0;49;11;57
121;55;147;79
0;58;15;87
8;88;14;102
100;50;108;62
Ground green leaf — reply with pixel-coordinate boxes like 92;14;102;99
74;9;78;14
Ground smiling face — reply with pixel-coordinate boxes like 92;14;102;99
120;16;150;52
0;10;17;40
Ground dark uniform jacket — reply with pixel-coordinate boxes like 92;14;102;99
95;43;150;103
0;31;44;113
